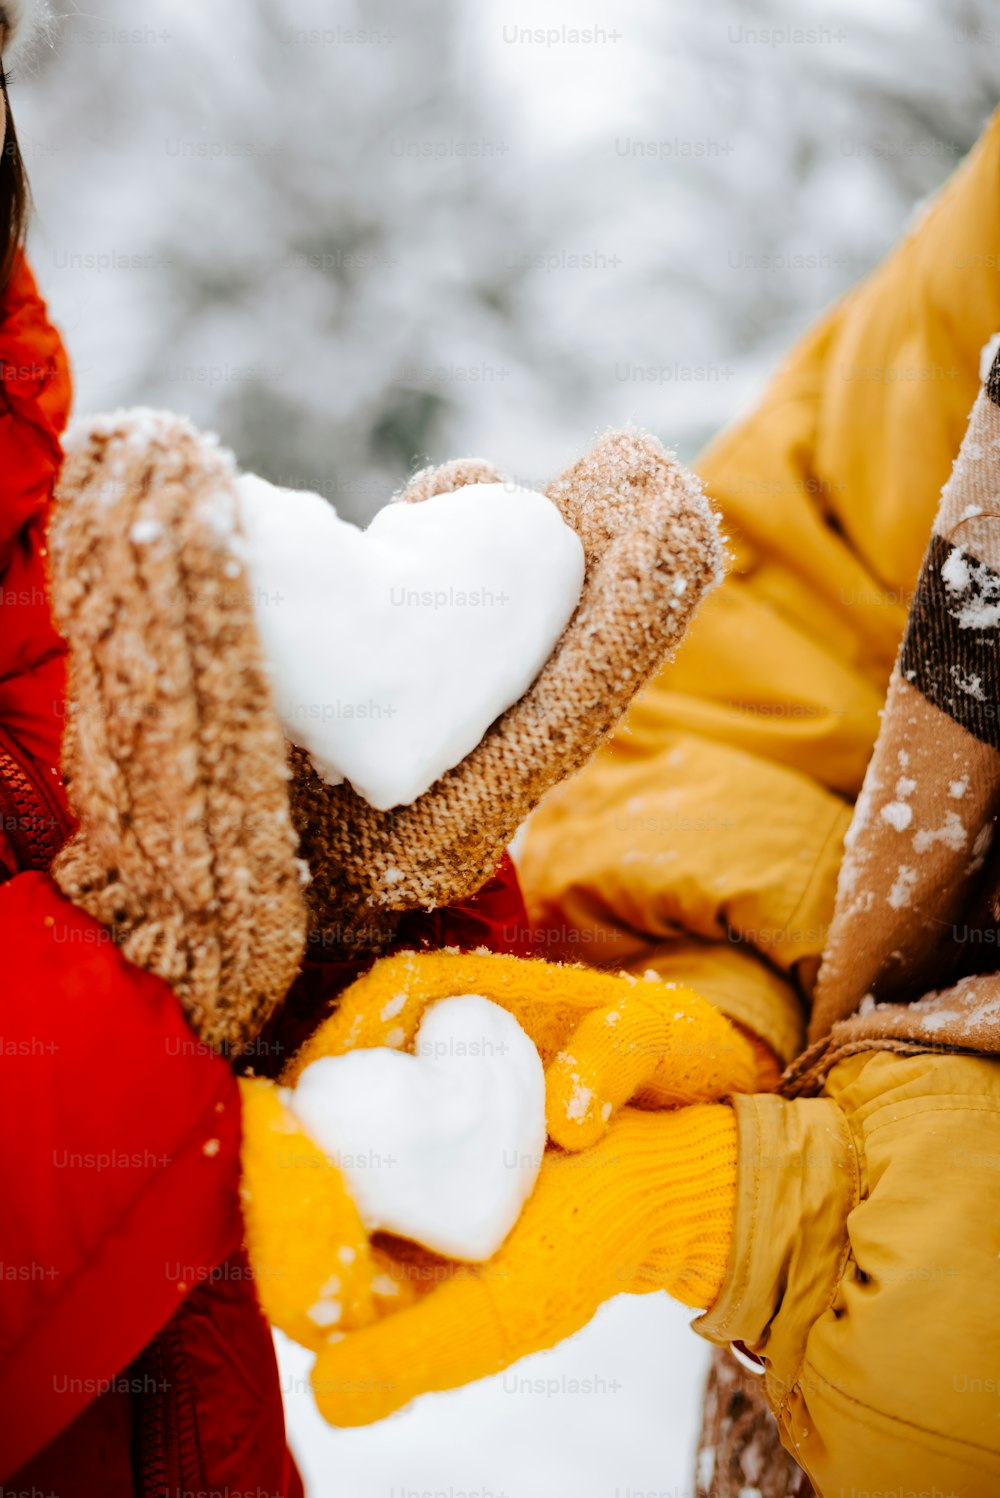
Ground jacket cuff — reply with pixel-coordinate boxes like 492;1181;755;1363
696;968;805;1071
693;1092;858;1360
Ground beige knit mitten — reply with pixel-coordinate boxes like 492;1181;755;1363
48;410;308;1053
292;431;723;948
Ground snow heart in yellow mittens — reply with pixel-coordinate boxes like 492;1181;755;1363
239;950;755;1395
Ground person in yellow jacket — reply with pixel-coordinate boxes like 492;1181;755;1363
293;108;1000;1498
517;103;1000;1494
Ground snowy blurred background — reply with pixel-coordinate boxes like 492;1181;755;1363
12;0;1000;1490
15;0;1000;523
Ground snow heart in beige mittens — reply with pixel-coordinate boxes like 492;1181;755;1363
236;473;586;812
49;412;723;1050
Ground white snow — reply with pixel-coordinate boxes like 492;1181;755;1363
198;487;240;539
844;776;877;850
915;1009;961;1034
287;995;546;1262
967;994;1000;1027
307;1296;342;1328
941;546;972;593
236;475;584;810
950;665;988;700
966;822;995;877
941;550;1000;632
887;865;917;910
276;1293;710;1497
912;811;967;853
957;600;1000;632
972;825;993;855
880;801;912;832
980;334;1000;384
129;518;163;544
379;992;407;1021
563;1074;594;1123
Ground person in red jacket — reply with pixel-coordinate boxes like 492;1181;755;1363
0;8;717;1490
0;272;527;1492
0;31;303;1487
0;28;529;1495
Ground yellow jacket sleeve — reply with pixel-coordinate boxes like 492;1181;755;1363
696;1050;1000;1493
520;108;1000;1059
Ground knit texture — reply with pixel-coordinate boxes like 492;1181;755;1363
789;351;1000;1091
240;1079;435;1352
238;1077;376;1349
49;410;307;1053
240;951;748;1374
308;1104;737;1426
290;429;723;948
281;949;758;1147
696;1348;814;1498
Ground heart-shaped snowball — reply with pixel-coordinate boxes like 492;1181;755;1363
286;995;546;1262
234;474;585;811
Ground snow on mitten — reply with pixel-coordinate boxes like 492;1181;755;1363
290;431;723;950
48;410;308;1053
282;950;758;1146
309;1103;737;1425
257;949;749;1409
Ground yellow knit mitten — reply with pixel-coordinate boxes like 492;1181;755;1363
239;1078;420;1348
282;951;756;1148
309;1103;737;1425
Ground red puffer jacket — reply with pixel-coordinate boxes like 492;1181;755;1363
0;258;532;1494
0;255;73;874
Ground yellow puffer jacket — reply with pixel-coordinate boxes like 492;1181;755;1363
523;108;1000;1059
706;1050;1000;1493
520;110;1000;1493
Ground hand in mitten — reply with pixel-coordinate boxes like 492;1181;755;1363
263;949;751;1405
288;431;723;950
282;950;758;1147
239;1077;420;1349
308;1102;737;1424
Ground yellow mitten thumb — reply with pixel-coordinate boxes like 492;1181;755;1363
546;980;756;1149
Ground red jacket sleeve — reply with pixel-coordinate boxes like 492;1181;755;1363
0;258;74;877
0;873;244;1478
